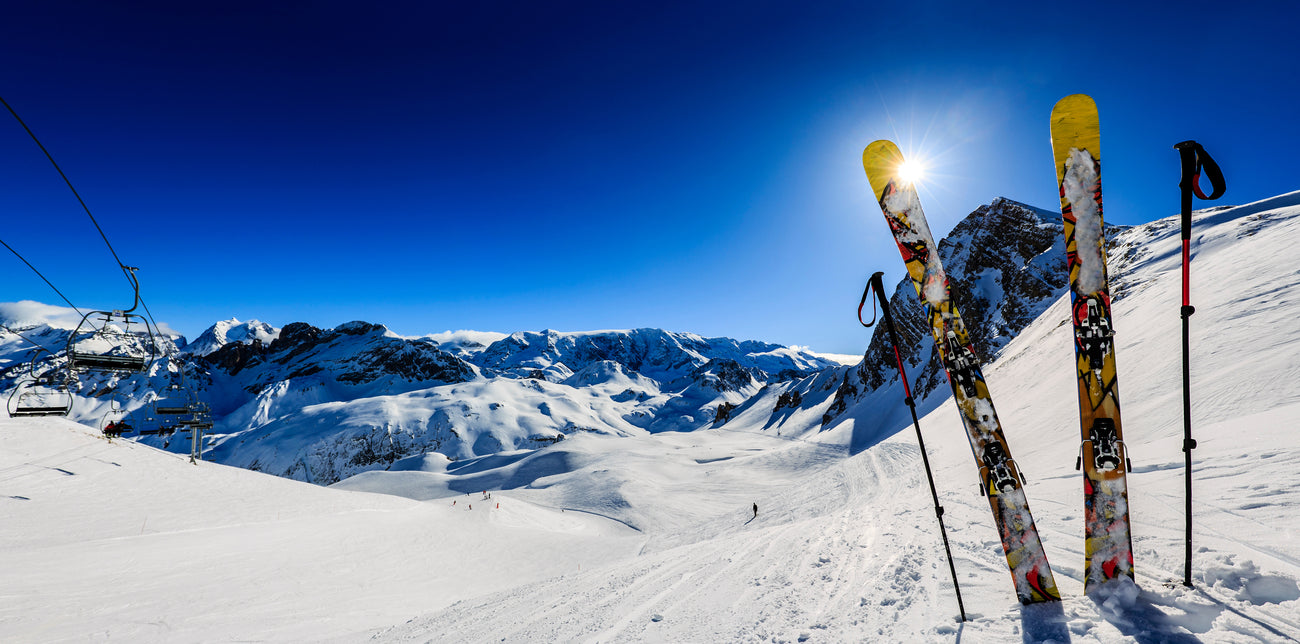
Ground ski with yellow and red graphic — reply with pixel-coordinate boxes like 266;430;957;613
862;140;1061;605
1049;94;1135;592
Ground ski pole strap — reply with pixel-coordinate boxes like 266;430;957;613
1187;142;1226;201
858;274;880;328
1175;141;1227;238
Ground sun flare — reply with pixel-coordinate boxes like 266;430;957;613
897;159;926;184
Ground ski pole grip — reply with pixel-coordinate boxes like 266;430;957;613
1175;141;1198;240
1174;140;1226;239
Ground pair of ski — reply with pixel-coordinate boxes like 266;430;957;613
861;94;1131;604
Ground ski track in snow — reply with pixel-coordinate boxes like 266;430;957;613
376;440;950;643
3;194;1300;642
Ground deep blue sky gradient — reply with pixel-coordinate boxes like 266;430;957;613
2;1;1296;354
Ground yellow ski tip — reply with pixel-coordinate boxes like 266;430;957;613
1052;93;1096;115
862;140;905;202
1050;94;1101;183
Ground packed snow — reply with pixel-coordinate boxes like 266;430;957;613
1063;147;1107;295
3;193;1300;641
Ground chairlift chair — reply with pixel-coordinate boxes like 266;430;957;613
66;268;158;374
7;377;74;417
153;388;194;416
113;407;157;437
6;350;74;418
148;366;194;415
138;424;175;436
179;416;213;429
100;398;132;437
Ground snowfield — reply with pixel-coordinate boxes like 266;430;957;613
3;192;1300;642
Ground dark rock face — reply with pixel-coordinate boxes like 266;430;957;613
204;321;476;391
822;373;859;426
336;342;475;385
714;401;735;423
271;322;324;356
774;389;802;411
941;198;1064;360
207;339;266;376
692;359;763;393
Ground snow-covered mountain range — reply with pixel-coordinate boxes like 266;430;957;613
2;198;1065;485
3;192;1299;641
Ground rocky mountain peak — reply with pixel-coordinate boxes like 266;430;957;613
187;318;280;357
826;197;1068;423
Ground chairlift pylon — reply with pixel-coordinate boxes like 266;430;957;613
66;267;158;374
178;399;212;429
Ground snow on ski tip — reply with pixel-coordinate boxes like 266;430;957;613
1063;147;1106;295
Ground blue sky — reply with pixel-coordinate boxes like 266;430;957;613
2;1;1295;354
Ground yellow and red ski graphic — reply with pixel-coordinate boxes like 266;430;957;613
1050;94;1136;591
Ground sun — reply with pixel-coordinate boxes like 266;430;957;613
897;159;926;184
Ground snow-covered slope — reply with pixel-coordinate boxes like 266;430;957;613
0;418;643;642
420;329;509;360
3;192;1298;642
2;311;841;484
191;324;836;483
349;192;1300;640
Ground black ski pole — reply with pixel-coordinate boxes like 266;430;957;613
860;271;966;622
1173;140;1225;588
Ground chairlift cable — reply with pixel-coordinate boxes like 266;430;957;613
1;94;168;352
0;322;58;353
0;236;84;316
0;95;137;286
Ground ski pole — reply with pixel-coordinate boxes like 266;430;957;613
1173;140;1225;588
860;271;966;622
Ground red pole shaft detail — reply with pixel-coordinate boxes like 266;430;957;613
892;345;912;399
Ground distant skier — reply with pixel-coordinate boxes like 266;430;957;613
752;503;758;518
